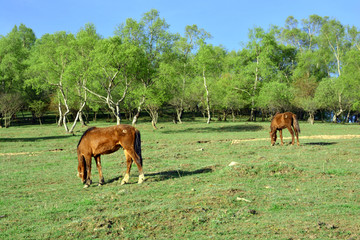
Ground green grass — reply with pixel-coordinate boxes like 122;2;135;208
1;119;359;239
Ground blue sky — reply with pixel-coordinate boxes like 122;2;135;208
1;0;359;51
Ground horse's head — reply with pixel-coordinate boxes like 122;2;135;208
269;131;277;146
77;166;84;182
77;170;83;179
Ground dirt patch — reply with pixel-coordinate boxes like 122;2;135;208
231;135;360;144
0;148;65;156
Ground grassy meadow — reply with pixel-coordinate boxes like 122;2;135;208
0;119;359;239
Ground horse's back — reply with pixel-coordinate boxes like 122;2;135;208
271;112;294;130
77;125;137;156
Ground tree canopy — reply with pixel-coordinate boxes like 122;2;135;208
1;11;360;129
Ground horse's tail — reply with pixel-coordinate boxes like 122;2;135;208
292;114;301;134
134;129;143;166
77;150;87;181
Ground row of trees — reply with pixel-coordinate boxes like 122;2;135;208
1;10;360;130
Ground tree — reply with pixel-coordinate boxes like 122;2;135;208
168;25;211;123
26;32;77;132
319;18;349;122
116;9;176;126
0;93;23;128
0;24;36;127
281;16;328;122
0;24;35;94
212;71;244;121
85;36;146;125
292;75;319;124
238;27;286;121
340;48;360;118
143;82;169;129
28;100;47;125
195;42;226;124
344;26;360;118
256;81;293;113
315;78;338;121
66;23;100;131
348;25;360;52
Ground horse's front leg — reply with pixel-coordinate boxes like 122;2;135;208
84;156;92;188
279;129;284;145
121;150;132;185
95;155;105;186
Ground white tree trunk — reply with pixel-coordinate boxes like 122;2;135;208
59;86;70;132
203;68;211;124
132;96;145;126
69;101;86;133
57;101;63;127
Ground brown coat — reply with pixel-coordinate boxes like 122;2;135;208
269;112;300;146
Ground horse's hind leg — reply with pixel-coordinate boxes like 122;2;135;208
124;149;145;184
295;129;300;146
120;150;133;185
95;155;105;186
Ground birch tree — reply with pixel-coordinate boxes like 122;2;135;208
67;23;100;132
85;36;146;125
116;9;175;126
282;15;327;123
195;42;226;124
26;32;77;132
319;18;350;122
238;27;280;120
170;25;211;123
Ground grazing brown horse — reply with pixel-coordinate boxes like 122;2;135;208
269;112;300;146
77;124;144;188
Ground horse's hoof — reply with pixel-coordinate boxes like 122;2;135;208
98;183;103;187
120;180;127;185
138;175;145;184
99;179;104;186
83;184;90;189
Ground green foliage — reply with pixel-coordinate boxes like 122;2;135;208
0;24;34;94
342;49;360;111
1;13;360;128
256;81;294;112
0;93;23;127
28;100;48;124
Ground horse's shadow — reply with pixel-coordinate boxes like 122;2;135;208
106;166;215;184
304;142;337;146
0;135;73;142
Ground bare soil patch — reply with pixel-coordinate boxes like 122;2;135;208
0;148;64;156
231;135;360;144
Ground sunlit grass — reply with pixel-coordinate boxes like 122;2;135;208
1;119;359;239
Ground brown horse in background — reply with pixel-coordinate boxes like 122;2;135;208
270;112;301;146
77;125;144;188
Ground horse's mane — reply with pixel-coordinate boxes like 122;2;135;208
77;127;96;147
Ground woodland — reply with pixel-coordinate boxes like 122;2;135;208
1;9;360;131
